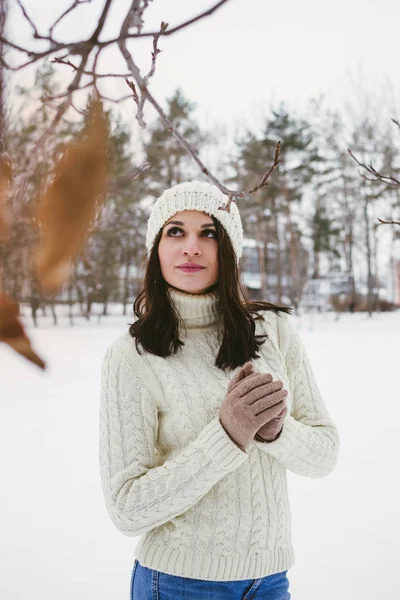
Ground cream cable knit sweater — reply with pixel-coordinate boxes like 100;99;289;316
99;286;339;582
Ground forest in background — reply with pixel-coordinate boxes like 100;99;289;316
1;61;400;326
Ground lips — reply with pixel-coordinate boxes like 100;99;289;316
178;266;205;272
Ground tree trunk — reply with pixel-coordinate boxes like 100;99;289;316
363;193;373;317
50;293;58;326
341;182;357;311
371;223;380;313
29;282;40;328
122;251;132;316
101;285;109;316
271;197;283;302
312;196;321;279
86;295;93;320
68;276;74;327
285;201;300;309
255;216;267;301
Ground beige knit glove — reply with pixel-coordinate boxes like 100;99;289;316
254;405;287;442
231;362;288;443
220;363;286;451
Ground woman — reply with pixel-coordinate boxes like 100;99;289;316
99;181;339;599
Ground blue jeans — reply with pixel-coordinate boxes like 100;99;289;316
130;559;291;599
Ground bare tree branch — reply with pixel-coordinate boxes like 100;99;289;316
3;0;281;213
124;68;280;211
125;78;145;127
0;0;11;241
90;0;113;42
123;20;166;126
107;161;151;194
12;0;115;209
130;0;151;34
116;0;230;40
0;0;230;69
247;142;281;195
53;56;132;79
0;36;46;60
16;0;39;38
377;218;400;226
0;0;7;154
70;99;87;115
348;148;400;187
49;0;94;38
143;21;167;86
117;1;281;211
348;118;400;226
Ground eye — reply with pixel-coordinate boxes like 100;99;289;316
203;228;218;239
166;227;183;237
166;227;217;239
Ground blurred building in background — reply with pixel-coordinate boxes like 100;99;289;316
52;234;399;314
386;258;400;306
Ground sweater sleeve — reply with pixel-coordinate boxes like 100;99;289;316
99;344;248;537
254;313;339;478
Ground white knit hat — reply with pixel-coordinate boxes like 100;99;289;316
145;181;244;264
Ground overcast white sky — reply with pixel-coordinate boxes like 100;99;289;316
5;1;400;288
7;0;400;133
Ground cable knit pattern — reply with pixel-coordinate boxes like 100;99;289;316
99;286;339;581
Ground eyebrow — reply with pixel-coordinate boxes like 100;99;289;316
165;220;216;229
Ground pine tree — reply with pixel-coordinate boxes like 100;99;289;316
142;88;207;197
230;103;317;306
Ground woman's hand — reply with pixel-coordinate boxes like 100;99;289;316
254;404;287;442
222;363;287;451
230;362;288;443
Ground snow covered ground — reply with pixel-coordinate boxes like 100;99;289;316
1;305;399;600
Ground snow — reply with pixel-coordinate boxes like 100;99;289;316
1;306;399;599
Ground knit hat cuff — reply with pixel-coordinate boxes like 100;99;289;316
145;181;244;264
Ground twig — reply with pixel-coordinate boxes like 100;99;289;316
52;56;131;79
70;99;87;115
49;0;94;38
107;161;152;194
247;142;281;195
92;91;132;104
377;218;400;225
42;79;94;102
5;0;281;212
143;21;167;86
124;67;280;211
125;79;145;127
348;148;400;187
90;0;113;42
0;0;231;70
108;0;230;41
11;0;114;208
16;0;39;38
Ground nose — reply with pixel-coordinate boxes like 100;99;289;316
181;235;201;256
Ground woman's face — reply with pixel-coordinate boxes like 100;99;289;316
158;210;219;294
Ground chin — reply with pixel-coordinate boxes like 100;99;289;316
176;283;205;294
169;276;218;295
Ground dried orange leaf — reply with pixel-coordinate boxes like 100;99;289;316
33;97;109;292
0;293;46;370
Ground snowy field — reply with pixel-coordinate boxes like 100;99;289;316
1;305;399;600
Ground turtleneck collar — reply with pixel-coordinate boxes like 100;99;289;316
167;284;222;330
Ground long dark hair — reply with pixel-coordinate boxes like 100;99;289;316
129;215;293;371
